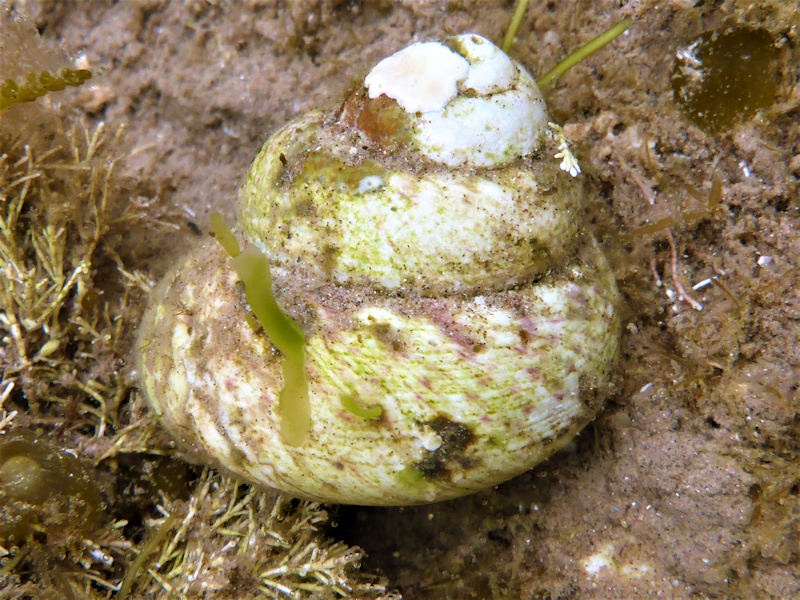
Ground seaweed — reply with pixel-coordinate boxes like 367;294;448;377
0;67;91;111
112;469;397;599
0;115;136;427
341;394;383;420
671;26;781;133
0;6;91;111
209;212;311;446
536;19;632;89
500;0;631;89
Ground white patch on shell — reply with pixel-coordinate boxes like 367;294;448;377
365;41;469;113
456;33;516;94
356;175;384;194
364;33;548;168
418;429;443;451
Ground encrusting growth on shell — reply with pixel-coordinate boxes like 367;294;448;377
362;34;548;168
136;34;621;506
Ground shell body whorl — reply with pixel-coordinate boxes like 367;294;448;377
137;34;621;505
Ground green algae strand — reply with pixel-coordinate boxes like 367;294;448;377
210;211;310;446
341;394;383;420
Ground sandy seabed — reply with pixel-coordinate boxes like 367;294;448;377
2;1;800;598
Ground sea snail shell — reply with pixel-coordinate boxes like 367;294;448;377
137;34;621;506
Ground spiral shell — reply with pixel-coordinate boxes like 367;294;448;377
137;34;621;505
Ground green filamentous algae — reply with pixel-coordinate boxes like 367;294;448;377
210;211;310;446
